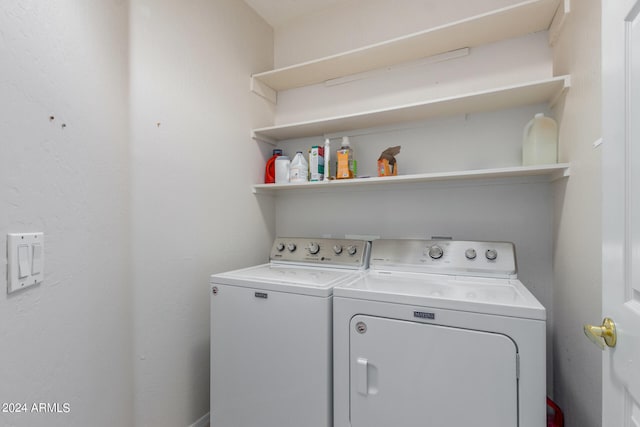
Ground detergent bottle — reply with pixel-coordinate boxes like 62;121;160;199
336;136;357;179
289;151;309;183
264;149;283;184
522;113;558;165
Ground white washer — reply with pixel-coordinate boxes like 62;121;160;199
210;237;371;427
333;239;546;427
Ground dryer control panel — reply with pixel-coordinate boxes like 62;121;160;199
270;237;371;269
369;239;517;278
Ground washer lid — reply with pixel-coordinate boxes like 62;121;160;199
211;263;364;297
333;271;545;320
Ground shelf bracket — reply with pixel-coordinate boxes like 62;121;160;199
549;75;571;109
250;77;277;104
549;0;570;46
251;130;277;146
550;166;571;182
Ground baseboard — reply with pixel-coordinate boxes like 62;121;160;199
188;412;210;427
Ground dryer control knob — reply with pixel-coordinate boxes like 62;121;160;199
347;245;358;256
333;245;343;254
276;243;285;252
485;249;498;261
428;245;444;259
308;242;320;254
287;243;297;252
465;248;477;260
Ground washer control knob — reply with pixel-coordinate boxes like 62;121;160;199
347;245;358;256
485;249;498;261
465;248;477;260
276;243;285;252
308;242;320;254
333;245;343;254
428;245;444;259
287;243;297;252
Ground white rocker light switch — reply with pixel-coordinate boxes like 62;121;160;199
7;233;44;294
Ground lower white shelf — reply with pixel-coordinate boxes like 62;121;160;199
252;163;570;193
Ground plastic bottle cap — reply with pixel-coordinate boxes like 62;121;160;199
341;136;350;146
273;149;283;155
535;113;545;118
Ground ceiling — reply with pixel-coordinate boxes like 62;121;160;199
244;0;352;27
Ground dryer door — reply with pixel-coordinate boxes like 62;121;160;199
349;315;518;427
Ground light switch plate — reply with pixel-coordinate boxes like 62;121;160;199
7;233;44;294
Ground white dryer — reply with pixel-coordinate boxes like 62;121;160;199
333;239;546;427
210;237;370;427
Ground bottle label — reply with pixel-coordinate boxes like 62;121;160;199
337;151;351;179
309;146;325;181
290;168;303;180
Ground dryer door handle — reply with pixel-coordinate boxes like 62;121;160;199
355;357;379;396
356;358;369;395
356;357;373;396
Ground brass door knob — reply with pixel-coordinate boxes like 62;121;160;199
583;317;617;350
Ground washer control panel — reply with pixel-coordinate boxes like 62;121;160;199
270;237;371;269
370;239;517;278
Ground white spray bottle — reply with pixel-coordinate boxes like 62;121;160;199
323;138;331;181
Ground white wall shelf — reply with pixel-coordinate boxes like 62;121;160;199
252;75;570;144
251;0;561;98
252;164;570;193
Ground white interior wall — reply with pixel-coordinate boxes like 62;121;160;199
274;177;554;298
276;32;552;125
280;104;551;178
551;1;602;426
129;0;274;425
0;2;133;426
273;0;528;68
271;0;560;394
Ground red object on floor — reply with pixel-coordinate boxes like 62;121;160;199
547;397;564;427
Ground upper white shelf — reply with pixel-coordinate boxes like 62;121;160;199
252;75;570;143
252;0;561;94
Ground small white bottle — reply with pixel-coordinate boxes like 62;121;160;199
522;113;558;166
275;155;290;184
289;151;309;182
